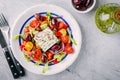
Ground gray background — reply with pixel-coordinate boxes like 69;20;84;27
0;0;120;80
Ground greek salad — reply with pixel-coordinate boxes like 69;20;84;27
13;12;77;73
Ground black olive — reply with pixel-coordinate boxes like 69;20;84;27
41;55;47;63
26;34;32;41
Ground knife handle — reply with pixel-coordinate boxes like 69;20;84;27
3;47;19;79
8;48;25;76
14;58;25;76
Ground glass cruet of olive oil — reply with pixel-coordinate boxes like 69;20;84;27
95;3;120;34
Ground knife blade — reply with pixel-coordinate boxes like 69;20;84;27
0;29;19;79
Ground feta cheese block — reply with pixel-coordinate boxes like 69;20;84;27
34;27;58;52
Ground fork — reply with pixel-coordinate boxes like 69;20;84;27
0;13;25;77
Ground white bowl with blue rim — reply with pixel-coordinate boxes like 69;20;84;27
10;4;82;75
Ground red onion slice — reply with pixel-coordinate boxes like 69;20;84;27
50;43;64;54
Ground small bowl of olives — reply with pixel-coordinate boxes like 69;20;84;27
71;0;96;13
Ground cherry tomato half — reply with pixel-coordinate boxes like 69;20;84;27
30;19;40;28
55;31;61;37
24;26;29;33
35;49;42;57
32;49;42;61
58;21;68;30
65;44;74;54
61;35;69;43
25;41;33;51
46;51;54;60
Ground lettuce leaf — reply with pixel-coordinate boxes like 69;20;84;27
23;53;30;62
13;34;25;40
70;38;77;45
42;62;49;73
34;61;41;66
46;12;51;22
54;53;65;62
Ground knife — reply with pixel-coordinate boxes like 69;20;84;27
0;29;19;79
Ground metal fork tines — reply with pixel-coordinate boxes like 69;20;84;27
0;13;25;77
0;13;9;26
0;13;10;44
